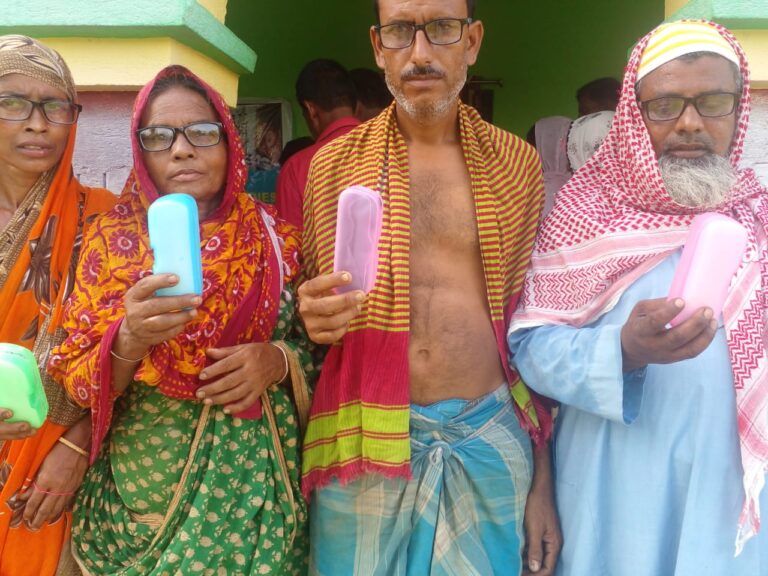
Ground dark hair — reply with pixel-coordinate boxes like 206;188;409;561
279;136;314;165
373;0;476;24
350;68;393;109
295;59;357;113
576;77;621;106
148;65;211;105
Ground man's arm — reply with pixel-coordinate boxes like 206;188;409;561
523;443;561;575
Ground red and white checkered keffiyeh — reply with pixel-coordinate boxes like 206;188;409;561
510;20;768;553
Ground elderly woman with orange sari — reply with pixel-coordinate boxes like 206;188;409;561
49;65;313;574
0;35;116;575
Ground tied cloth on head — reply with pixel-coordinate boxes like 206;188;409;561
567;110;615;172
509;20;768;555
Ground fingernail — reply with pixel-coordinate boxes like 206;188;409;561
189;309;198;318
204;399;212;406
710;319;718;330
0;411;9;419
356;305;363;314
192;297;202;305
529;560;541;572
168;275;179;283
355;292;365;303
199;372;207;379
196;390;205;398
704;308;713;320
341;273;351;283
674;298;684;308
223;408;231;414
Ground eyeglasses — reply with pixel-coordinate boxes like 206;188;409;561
375;18;473;50
639;93;739;122
136;122;224;152
0;96;81;125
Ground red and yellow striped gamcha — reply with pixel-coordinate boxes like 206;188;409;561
301;103;552;496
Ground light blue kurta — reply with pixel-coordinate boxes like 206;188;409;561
509;252;768;576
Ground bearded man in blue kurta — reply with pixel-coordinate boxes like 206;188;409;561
508;20;768;576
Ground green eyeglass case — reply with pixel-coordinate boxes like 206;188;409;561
0;343;48;428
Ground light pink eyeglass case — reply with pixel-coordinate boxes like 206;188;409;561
333;186;383;294
668;213;748;327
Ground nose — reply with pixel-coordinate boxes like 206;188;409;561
410;28;433;66
674;101;705;134
170;130;195;159
24;104;48;132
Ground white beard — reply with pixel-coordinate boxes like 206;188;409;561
659;153;737;208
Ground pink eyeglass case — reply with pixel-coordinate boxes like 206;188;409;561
148;193;203;297
668;213;748;327
333;186;383;294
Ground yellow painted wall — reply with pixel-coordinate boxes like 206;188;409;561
40;37;240;104
665;0;688;17
197;0;227;23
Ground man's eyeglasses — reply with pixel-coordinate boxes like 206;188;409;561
375;18;473;50
0;96;81;125
136;122;224;152
639;93;739;122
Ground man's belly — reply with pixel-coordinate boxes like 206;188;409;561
408;289;504;405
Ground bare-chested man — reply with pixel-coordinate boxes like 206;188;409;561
297;1;561;574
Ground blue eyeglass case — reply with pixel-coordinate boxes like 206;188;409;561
147;193;203;297
0;343;49;428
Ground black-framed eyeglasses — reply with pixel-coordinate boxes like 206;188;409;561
136;122;224;152
375;18;473;50
0;96;81;125
639;92;739;122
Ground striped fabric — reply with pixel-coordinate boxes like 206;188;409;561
637;21;739;80
301;103;551;496
309;385;533;575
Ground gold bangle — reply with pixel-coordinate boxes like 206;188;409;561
110;348;151;363
57;436;89;459
269;342;290;385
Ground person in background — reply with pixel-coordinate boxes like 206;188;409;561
566;110;614;172
350;67;394;121
576;76;620;116
49;65;315;574
509;21;768;575
529;116;573;218
0;35;116;576
274;59;359;230
278;135;314;166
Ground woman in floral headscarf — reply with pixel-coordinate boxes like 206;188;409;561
0;35;116;576
49;65;314;574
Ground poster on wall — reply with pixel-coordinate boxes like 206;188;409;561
232;99;292;204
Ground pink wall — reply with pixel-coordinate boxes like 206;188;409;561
743;90;768;186
73;91;136;194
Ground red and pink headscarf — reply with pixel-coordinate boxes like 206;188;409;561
509;21;768;553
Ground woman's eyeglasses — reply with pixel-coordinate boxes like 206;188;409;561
136;122;224;152
0;96;81;125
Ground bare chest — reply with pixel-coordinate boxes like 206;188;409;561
409;164;478;253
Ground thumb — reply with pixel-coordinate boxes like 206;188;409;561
527;536;543;573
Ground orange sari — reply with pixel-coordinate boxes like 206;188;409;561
0;36;116;576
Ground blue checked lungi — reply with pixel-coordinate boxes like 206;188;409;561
309;384;534;575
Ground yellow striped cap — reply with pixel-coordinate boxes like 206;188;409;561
637;21;739;81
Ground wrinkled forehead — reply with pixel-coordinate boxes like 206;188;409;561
0;35;76;101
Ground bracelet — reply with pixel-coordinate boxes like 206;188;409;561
110;347;151;363
32;482;75;497
268;342;290;385
57;436;90;459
